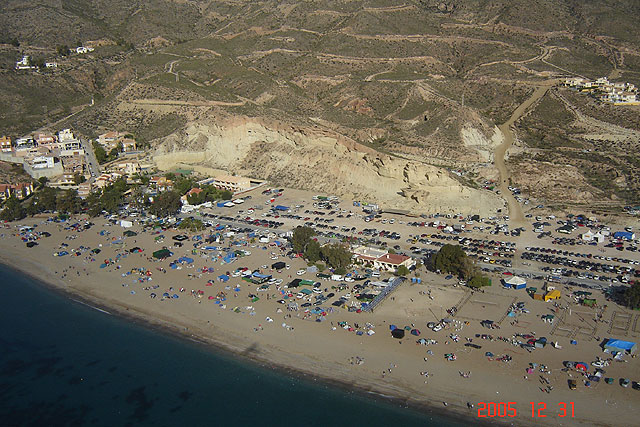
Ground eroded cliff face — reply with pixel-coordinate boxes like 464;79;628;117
154;118;504;215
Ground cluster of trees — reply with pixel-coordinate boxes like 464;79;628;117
292;226;352;274
186;185;232;205
623;283;640;309
92;141;121;164
1;186;84;222
85;178;129;216
149;190;181;217
429;244;491;288
178;217;205;232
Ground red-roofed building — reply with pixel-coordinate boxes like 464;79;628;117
0;182;33;201
181;187;203;204
373;253;414;272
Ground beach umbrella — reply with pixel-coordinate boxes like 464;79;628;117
389;324;397;331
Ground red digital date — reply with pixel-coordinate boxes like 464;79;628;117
477;402;517;418
478;402;574;418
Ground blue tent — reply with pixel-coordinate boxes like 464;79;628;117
613;231;634;240
218;274;229;282
604;339;637;353
222;253;236;263
274;205;289;211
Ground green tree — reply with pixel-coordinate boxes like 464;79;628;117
85;191;103;217
395;265;410;276
150;190;181;217
0;196;25;221
304;239;321;263
187;190;206;205
469;276;492;289
430;244;476;280
73;172;86;184
37;176;49;189
130;186;147;211
108;147;119;161
57;189;81;213
92;141;107;164
37;186;58;211
24;198;38;216
623;283;640;309
174;176;196;196
178;218;204;232
320;243;352;272
292;226;315;253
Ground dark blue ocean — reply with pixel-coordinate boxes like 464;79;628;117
0;265;463;427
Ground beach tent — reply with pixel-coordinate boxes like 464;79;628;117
222;253;236;264
123;230;137;237
603;339;637;354
153;249;172;259
504;276;527;289
272;261;286;270
410;329;421;336
391;329;405;339
218;274;230;282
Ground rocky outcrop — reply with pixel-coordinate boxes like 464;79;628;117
154;118;504;215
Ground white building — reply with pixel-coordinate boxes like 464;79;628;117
76;46;95;54
15;56;34;70
30;156;56;169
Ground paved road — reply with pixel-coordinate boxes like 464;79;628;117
80;138;100;182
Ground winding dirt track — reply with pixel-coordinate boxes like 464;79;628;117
494;81;556;225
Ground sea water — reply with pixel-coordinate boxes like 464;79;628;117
0;265;462;426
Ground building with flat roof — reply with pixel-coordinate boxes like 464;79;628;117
210;175;251;192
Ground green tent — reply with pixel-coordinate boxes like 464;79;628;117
153;248;172;259
124;230;137;237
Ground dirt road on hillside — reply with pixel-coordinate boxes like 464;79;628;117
494;81;556;226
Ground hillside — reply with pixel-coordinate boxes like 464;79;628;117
1;0;639;212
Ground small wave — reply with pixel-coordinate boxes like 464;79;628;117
72;299;111;315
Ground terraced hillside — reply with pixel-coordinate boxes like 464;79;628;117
1;0;639;212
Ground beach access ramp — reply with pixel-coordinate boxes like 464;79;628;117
362;276;406;312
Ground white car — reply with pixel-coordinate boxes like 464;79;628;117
344;277;354;282
296;269;306;276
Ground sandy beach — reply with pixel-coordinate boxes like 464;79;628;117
1;201;639;426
